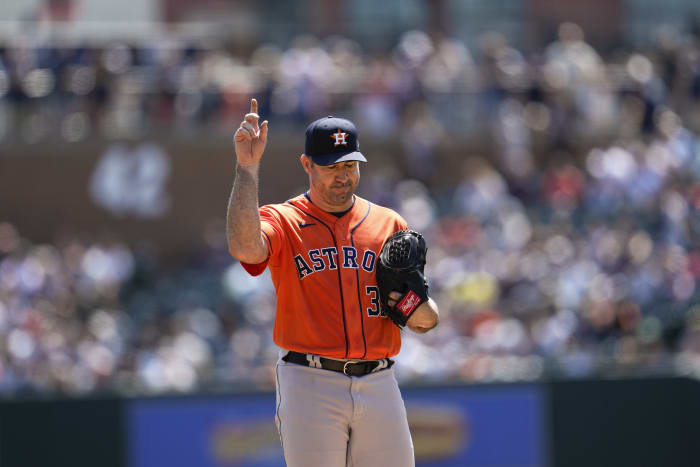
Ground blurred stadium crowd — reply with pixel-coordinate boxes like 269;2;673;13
2;22;700;395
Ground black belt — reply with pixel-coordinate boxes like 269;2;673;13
282;351;394;377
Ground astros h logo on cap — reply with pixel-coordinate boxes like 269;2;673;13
331;129;348;146
305;116;367;166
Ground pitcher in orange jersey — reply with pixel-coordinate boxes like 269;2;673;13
227;98;439;467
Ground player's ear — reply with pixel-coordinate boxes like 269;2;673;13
300;154;312;174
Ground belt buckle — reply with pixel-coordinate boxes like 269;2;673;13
342;360;361;376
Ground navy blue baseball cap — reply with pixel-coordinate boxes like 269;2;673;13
304;116;367;166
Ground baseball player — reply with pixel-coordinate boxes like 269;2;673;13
227;99;439;467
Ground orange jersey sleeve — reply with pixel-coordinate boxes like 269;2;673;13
240;194;408;360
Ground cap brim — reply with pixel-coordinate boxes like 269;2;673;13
311;151;367;166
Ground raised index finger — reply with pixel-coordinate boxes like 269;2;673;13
250;98;258;115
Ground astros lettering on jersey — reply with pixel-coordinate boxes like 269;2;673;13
241;193;408;360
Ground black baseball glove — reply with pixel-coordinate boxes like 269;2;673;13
376;230;429;327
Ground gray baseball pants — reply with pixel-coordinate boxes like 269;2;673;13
274;355;415;467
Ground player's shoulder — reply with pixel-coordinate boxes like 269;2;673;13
359;196;407;227
260;193;307;219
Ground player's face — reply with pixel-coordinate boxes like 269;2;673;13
303;157;360;212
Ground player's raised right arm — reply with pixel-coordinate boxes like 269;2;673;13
227;98;270;264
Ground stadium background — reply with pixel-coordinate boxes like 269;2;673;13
1;0;700;465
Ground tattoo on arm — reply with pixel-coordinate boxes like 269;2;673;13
227;167;268;263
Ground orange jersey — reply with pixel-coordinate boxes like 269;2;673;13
241;193;408;360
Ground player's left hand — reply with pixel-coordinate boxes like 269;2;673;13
387;291;439;332
406;297;439;333
386;291;402;308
